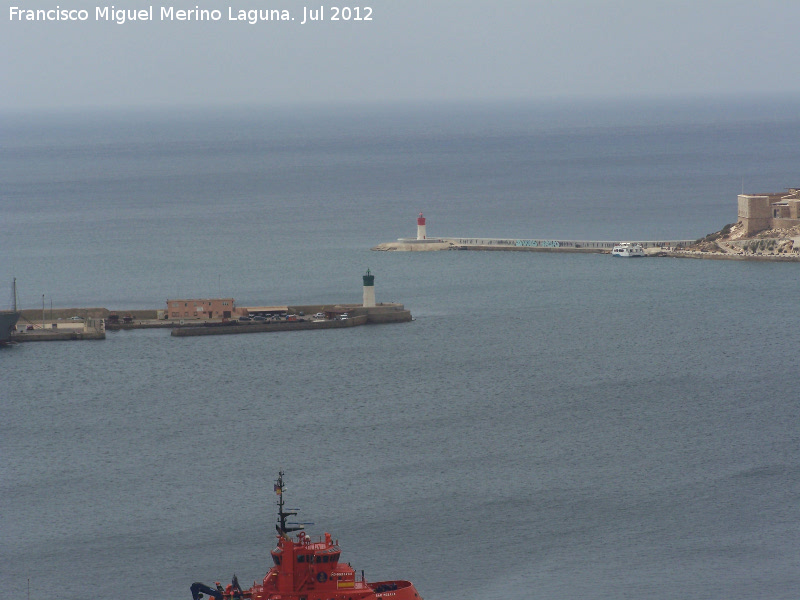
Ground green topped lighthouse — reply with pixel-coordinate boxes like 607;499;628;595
362;269;375;307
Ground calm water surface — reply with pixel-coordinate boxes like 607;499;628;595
2;99;799;600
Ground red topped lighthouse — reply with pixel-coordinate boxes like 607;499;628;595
416;212;426;240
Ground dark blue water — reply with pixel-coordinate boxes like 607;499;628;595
2;99;799;600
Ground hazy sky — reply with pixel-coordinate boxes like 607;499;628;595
2;0;799;110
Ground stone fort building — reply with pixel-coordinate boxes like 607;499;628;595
737;188;800;236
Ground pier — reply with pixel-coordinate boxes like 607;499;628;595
373;237;696;252
373;212;696;252
12;310;107;341
372;211;799;259
172;304;411;337
10;303;412;342
7;270;411;343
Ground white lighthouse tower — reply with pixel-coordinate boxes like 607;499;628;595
362;269;376;308
416;212;426;240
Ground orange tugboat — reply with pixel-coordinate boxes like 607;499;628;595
191;472;423;600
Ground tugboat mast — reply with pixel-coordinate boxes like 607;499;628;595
275;471;303;536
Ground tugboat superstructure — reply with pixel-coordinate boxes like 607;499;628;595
192;472;422;600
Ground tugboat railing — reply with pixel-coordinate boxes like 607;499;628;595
295;533;334;546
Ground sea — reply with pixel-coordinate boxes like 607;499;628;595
1;97;799;600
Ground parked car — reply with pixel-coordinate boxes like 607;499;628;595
313;312;326;319
340;312;349;319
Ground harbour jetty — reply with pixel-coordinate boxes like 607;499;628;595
372;237;694;253
374;202;800;262
11;304;410;342
172;303;410;337
374;212;693;253
9;271;412;343
13;308;107;341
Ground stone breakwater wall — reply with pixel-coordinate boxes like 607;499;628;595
373;238;695;252
172;304;412;337
172;315;368;336
360;305;413;324
372;236;800;262
13;329;105;342
445;237;695;250
12;303;412;341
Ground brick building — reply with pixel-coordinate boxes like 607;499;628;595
166;298;235;319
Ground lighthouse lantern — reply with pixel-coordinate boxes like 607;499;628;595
416;213;426;240
362;269;376;308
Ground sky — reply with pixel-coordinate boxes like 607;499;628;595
2;0;800;110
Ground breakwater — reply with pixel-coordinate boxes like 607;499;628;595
10;303;412;342
12;329;106;342
373;237;696;252
173;304;411;337
13;312;107;342
173;314;367;336
372;236;800;261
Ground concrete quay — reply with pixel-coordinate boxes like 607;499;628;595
173;314;366;336
12;310;106;342
375;209;800;261
13;328;106;342
9;303;411;342
9;272;410;342
172;304;411;337
379;214;695;252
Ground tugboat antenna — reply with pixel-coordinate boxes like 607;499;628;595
275;471;303;536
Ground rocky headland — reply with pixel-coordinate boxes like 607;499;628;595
655;222;800;261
